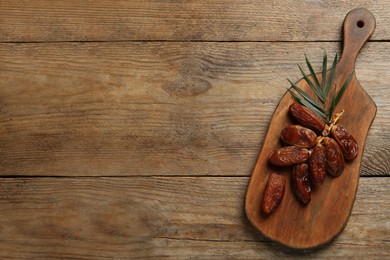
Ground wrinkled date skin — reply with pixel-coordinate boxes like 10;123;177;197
324;137;345;177
289;103;326;133
331;124;358;160
309;144;327;185
262;173;286;215
269;146;310;166
291;163;311;205
281;125;317;148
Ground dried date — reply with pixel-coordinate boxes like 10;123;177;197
331;124;358;160
269;146;310;167
261;173;286;215
309;144;327;185
289;103;325;132
281;125;317;148
291;163;311;205
262;98;359;211
324;137;345;177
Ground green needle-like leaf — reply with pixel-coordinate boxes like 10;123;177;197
287;52;351;123
334;74;353;105
329;73;353;117
325;54;338;98
321;52;327;98
298;65;325;103
329;92;337;120
287;79;325;112
305;54;322;92
287;88;326;120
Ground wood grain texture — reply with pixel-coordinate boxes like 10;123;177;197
246;8;378;249
0;42;388;176
1;0;390;42
0;2;387;258
0;177;388;259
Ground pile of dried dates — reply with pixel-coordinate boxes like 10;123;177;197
261;102;358;215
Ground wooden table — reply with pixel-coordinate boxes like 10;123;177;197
0;1;389;258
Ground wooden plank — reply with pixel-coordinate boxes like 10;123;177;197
1;1;390;42
0;42;388;176
246;12;378;249
0;177;388;258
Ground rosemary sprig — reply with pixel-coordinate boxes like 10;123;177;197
287;52;352;124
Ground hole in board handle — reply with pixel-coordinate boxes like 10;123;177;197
357;20;364;28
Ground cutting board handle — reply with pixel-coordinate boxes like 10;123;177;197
339;8;375;73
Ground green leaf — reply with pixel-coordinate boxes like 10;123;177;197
329;92;337;120
325;54;338;98
305;54;322;93
287;79;325;112
329;73;353;117
287;88;326;120
287;52;351;123
321;51;327;98
297;65;325;103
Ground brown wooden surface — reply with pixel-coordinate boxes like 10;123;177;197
0;1;389;258
0;177;388;259
1;0;390;42
0;42;388;177
246;9;377;249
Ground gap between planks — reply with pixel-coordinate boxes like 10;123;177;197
0;175;387;179
0;40;389;44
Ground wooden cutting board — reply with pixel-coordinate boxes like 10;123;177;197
245;8;376;249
